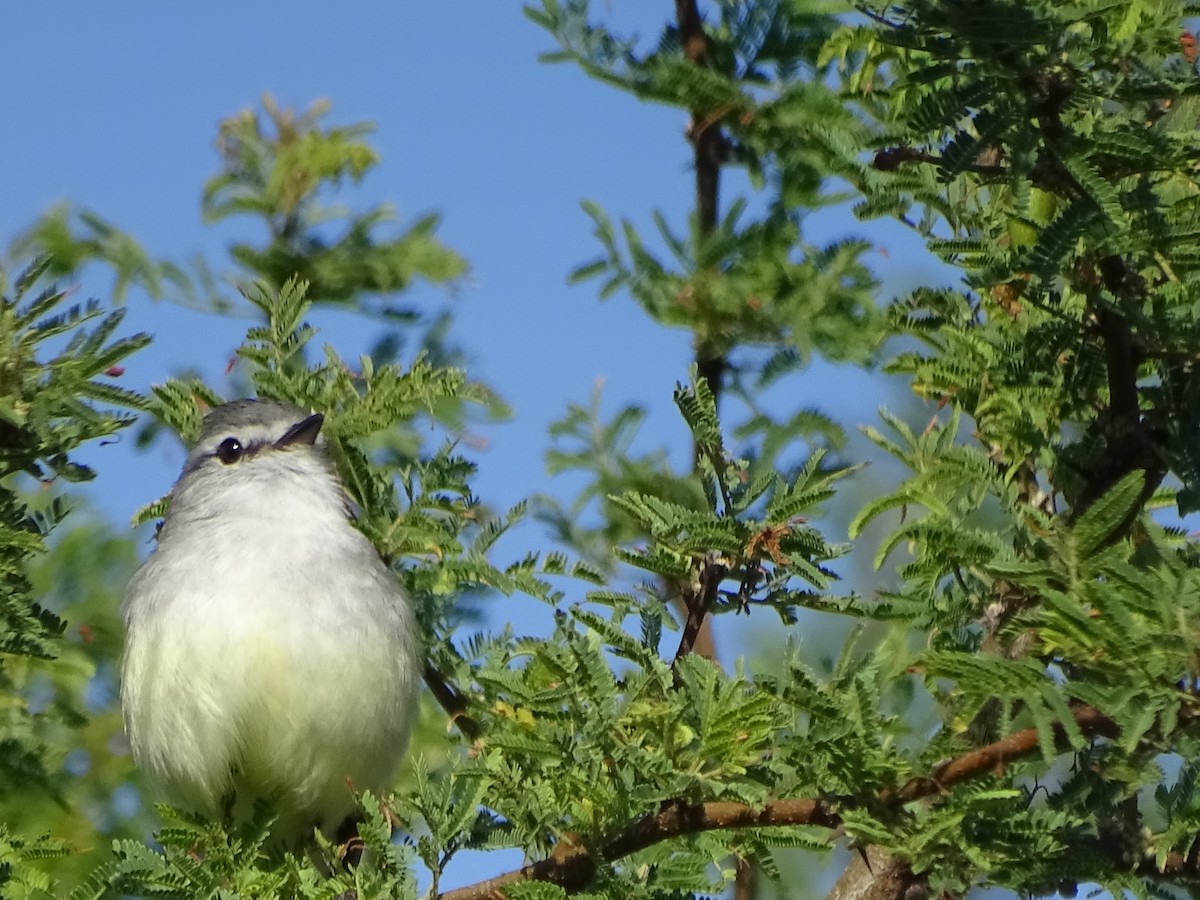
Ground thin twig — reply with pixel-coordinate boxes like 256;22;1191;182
873;146;1007;177
423;661;481;743
671;555;728;675
675;0;727;420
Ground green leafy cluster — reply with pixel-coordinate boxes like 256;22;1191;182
530;0;881;491
825;0;1200;508
572;199;877;367
607;375;849;623
399;643;884;898
66;796;415;900
528;0;865;211
13;96;467;318
0;259;147;894
204;97;468;310
799;0;1200;893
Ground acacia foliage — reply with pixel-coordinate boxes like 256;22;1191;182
6;1;1200;899
0;260;149;893
509;0;1200;896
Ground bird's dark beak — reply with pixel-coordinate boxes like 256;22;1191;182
274;413;325;449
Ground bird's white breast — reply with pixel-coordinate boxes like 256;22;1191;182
121;489;419;839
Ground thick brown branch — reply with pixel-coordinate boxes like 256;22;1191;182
436;703;1123;899
826;847;923;900
676;0;722;237
695;353;728;413
892;703;1118;803
673;7;736;877
675;0;706;61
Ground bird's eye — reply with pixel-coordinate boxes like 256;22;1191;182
216;437;244;465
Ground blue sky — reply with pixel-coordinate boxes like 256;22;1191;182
1;3;942;889
2;3;705;518
1;3;935;528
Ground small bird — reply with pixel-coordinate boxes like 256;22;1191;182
121;399;421;844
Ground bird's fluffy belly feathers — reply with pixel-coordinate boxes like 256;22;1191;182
121;509;418;837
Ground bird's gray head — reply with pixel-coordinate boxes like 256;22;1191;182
166;400;342;527
184;400;327;473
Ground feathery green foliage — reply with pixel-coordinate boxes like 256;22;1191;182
12;96;467;317
523;0;1200;897
0;259;148;895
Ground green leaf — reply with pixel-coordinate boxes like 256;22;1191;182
1072;470;1145;557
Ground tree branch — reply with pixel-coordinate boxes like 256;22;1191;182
1096;299;1140;427
873;146;1007;177
676;0;728;416
891;703;1118;802
436;703;1123;899
733;855;756;900
673;0;724;679
826;847;923;900
671;555;728;674
675;0;721;239
423;661;481;743
439;798;839;900
1070;289;1167;520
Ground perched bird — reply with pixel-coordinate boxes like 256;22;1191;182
121;399;421;844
